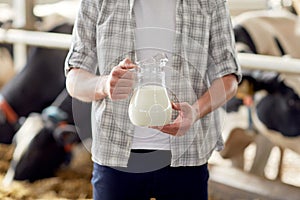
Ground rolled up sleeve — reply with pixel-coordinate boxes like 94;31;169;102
64;0;100;76
207;0;242;83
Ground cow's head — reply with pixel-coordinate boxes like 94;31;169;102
224;72;286;112
13;122;79;182
2;106;79;184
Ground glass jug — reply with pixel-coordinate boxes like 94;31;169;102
128;53;172;127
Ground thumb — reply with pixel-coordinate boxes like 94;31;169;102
120;58;136;70
171;102;181;110
123;58;132;65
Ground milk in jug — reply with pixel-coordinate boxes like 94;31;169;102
128;54;172;127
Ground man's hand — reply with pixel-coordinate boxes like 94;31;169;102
105;58;137;101
151;102;198;136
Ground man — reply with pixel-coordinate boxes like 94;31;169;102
65;0;241;199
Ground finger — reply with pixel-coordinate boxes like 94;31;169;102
119;58;137;70
160;126;180;136
120;58;132;65
171;102;181;110
114;79;135;87
110;85;133;97
121;70;135;79
173;102;192;113
110;94;131;101
108;83;134;99
113;87;133;95
109;77;134;89
151;123;181;136
112;68;135;79
120;63;137;70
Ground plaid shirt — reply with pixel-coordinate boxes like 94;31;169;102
65;0;242;167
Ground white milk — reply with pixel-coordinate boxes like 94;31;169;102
129;85;172;127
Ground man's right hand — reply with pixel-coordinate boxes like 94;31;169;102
105;58;137;101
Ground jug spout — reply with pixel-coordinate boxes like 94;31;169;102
137;52;168;68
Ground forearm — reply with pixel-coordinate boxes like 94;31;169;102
192;74;238;119
66;68;108;102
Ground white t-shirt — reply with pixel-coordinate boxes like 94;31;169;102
131;0;176;150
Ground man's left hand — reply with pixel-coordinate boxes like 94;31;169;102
151;102;198;136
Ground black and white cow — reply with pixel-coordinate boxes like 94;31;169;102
252;75;300;137
222;72;300;178
0;23;73;144
0;3;93;183
3;89;91;184
231;9;300;138
225;73;300;136
232;9;300;57
221;9;300;178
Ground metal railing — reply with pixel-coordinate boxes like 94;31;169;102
0;28;71;49
238;53;300;74
1;27;300;75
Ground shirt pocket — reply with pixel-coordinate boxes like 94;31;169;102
179;12;211;74
96;7;134;75
187;12;211;48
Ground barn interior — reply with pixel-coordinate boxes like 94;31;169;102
0;0;300;199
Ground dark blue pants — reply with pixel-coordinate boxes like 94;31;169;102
91;151;209;200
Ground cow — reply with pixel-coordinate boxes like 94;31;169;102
220;8;300;179
0;22;73;144
221;71;300;178
224;73;300;137
2;89;92;184
0;1;93;183
232;9;300;57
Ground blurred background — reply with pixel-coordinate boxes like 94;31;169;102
0;0;300;199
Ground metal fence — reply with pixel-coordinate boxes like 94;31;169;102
1;28;300;75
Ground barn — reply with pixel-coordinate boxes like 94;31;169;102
0;0;300;199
